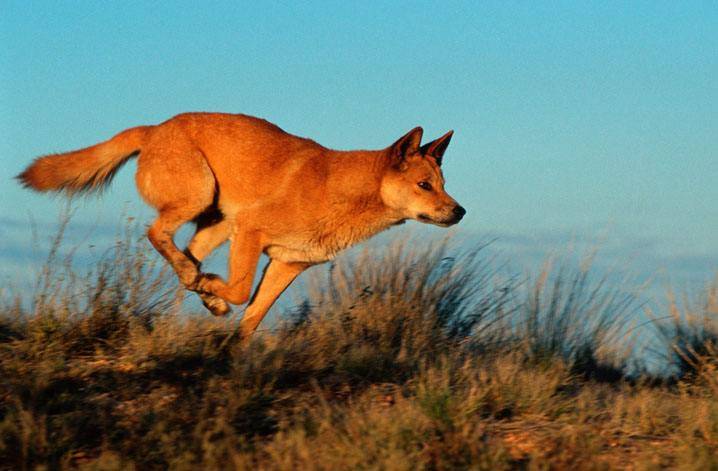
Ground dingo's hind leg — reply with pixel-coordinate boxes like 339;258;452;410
137;145;216;291
195;228;262;307
148;208;205;289
184;209;233;316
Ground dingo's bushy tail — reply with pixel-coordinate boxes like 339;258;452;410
16;126;151;195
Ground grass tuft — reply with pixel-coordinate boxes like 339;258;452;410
0;221;716;468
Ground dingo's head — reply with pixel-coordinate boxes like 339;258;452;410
381;127;466;226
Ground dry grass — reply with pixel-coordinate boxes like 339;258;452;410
1;223;716;469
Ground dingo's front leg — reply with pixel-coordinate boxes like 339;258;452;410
239;260;310;337
195;229;261;312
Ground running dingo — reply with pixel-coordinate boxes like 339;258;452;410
18;113;465;336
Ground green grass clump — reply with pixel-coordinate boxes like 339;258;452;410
1;225;716;469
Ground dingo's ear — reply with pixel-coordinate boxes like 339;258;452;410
420;130;453;166
390;127;423;164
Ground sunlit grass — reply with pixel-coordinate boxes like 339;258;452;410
1;220;716;469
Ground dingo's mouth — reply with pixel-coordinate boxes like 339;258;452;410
417;213;460;227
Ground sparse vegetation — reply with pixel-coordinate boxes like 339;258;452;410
1;223;716;469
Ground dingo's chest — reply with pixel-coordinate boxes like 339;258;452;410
264;243;337;264
263;216;397;264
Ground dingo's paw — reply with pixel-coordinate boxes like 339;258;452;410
200;292;231;317
193;272;222;293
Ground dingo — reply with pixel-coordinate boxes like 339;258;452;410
18;113;465;336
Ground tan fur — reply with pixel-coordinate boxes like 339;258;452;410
17;112;464;336
17;126;150;194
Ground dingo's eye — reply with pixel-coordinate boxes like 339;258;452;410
418;181;432;191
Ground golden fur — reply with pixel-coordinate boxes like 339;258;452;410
18;113;464;336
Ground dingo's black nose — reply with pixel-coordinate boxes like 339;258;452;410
453;205;466;219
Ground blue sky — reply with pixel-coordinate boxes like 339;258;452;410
1;1;716;296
